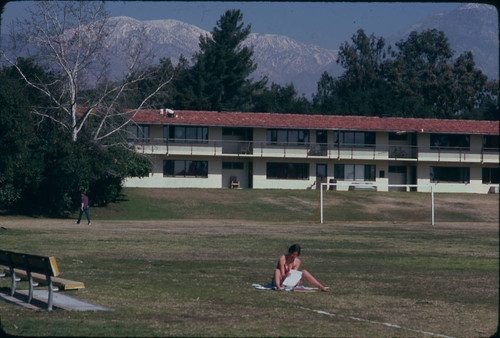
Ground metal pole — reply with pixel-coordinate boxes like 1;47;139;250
320;183;324;224
431;186;435;226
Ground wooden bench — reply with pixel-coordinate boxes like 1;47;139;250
0;249;85;310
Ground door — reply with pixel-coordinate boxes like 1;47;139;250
316;130;328;156
388;166;407;191
247;162;253;188
316;163;327;189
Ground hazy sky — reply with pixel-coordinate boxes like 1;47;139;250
1;1;462;50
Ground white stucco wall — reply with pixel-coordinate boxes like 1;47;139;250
124;157;222;188
125;126;498;194
251;158;316;189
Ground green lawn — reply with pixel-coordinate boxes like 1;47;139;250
0;189;498;336
89;188;498;224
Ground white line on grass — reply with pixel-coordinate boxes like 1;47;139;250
300;307;453;338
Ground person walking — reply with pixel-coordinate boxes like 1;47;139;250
76;191;91;225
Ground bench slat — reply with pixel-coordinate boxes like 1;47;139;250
0;250;59;276
0;249;85;310
1;267;85;290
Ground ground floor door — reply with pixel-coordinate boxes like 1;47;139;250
388;166;407;191
316;163;327;189
248;162;253;188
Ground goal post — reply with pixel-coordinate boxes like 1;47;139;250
320;182;435;225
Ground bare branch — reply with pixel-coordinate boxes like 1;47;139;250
2;1;172;145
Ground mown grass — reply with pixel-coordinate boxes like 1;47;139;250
0;218;498;337
88;188;498;224
0;189;498;337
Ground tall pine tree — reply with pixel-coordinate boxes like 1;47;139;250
186;9;265;111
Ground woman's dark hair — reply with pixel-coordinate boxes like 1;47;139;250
288;244;301;256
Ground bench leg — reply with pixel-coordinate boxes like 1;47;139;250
28;271;34;304
10;267;16;297
47;277;53;310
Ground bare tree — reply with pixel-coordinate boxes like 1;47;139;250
1;1;171;143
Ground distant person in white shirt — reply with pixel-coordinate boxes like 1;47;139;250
272;244;329;292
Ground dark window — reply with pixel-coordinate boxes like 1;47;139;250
334;164;375;181
389;132;408;141
169;126;208;143
482;167;500;184
430;167;470;183
266;163;309;180
430;134;470;149
223;128;243;136
267;129;310;145
483;135;499;150
364;165;376;181
389;166;407;174
128;124;150;143
334;164;344;180
163;160;208;177
222;162;244;170
316;130;328;144
222;128;252;139
334;131;376;147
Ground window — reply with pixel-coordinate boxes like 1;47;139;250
316;130;328;144
267;129;309;145
482;167;500;184
430;167;470;183
430;134;470;149
483;135;499;150
169;126;208;143
223;128;252;139
163;126;168;140
389;166;407;174
266;163;309;180
163;160;208;177
334;164;375;181
127;124;150;143
334;132;375;147
222;162;244;170
389;132;408;141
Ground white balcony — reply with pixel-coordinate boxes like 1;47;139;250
131;138;499;163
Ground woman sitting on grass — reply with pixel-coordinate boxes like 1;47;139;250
272;244;329;292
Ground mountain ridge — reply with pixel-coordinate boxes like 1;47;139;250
2;4;496;97
104;3;497;97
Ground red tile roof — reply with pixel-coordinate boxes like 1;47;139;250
130;109;499;135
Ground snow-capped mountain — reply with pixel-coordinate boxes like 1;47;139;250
2;4;496;98
243;33;338;95
388;3;498;81
103;16;338;97
104;3;498;97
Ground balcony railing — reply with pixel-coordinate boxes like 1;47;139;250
130;138;499;163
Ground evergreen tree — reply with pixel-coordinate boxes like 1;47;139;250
252;82;312;114
313;28;495;120
312;72;336;114
0;61;151;216
387;29;455;118
0;62;42;210
313;29;391;116
451;51;488;118
186;9;266;111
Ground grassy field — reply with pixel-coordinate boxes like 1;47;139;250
90;188;499;223
0;189;498;337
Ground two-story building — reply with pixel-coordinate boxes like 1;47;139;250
124;109;499;194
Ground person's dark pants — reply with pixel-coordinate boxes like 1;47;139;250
77;206;91;224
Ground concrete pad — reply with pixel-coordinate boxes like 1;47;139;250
0;288;111;311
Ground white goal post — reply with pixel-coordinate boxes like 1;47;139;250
320;183;435;225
